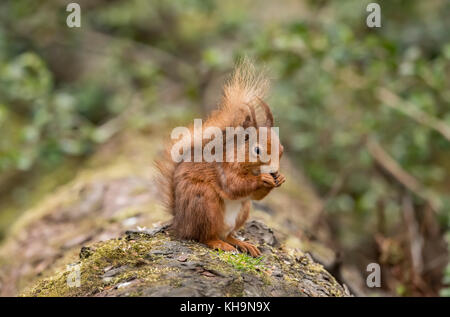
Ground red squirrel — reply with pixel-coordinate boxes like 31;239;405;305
155;60;285;257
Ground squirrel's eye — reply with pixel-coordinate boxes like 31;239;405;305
254;146;260;155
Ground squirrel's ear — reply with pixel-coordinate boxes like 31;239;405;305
255;97;274;127
244;104;257;128
242;115;253;129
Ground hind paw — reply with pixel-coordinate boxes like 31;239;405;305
205;239;237;253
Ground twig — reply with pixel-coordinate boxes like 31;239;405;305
377;87;450;142
366;137;441;212
82;30;196;81
402;193;424;275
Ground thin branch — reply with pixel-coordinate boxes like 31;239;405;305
366;137;441;212
377;87;450;142
402;192;424;275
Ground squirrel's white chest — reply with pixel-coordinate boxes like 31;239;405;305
222;198;246;237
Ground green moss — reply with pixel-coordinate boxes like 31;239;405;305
214;250;265;274
21;236;166;296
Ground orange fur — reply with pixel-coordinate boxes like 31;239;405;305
155;60;285;256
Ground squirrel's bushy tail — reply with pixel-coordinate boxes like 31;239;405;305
154;146;177;214
155;59;270;215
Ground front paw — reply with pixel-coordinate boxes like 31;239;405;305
261;173;277;188
271;172;286;187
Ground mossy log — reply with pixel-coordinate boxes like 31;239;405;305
21;221;349;297
0;131;346;297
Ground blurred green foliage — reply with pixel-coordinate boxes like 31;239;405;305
0;0;449;295
250;1;450;232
